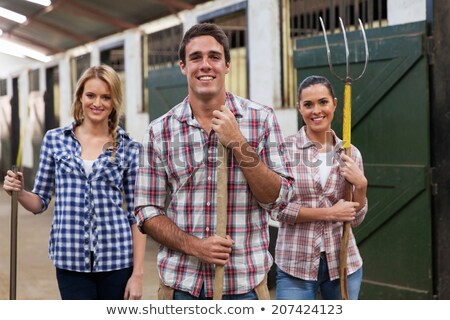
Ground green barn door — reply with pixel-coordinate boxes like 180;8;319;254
147;66;188;121
294;21;432;299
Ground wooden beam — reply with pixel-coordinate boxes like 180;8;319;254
157;0;195;11
29;19;95;43
61;1;138;30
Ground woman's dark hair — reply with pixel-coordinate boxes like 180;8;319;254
297;75;336;102
178;23;231;65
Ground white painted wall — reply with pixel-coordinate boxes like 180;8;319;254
0;53;37;79
247;0;282;108
388;0;427;25
124;29;149;143
58;57;72;127
274;108;298;138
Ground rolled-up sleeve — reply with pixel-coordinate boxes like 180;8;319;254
134;127;168;231
352;198;368;227
123;140;140;225
350;146;368;228
257;108;294;212
32;131;56;214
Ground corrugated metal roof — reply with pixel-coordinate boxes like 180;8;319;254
0;0;211;56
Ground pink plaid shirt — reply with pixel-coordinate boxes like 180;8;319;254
135;92;293;297
271;126;367;281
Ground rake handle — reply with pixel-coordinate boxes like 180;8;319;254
213;142;228;300
10;165;19;300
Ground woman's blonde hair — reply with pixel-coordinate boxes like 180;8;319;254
71;65;123;158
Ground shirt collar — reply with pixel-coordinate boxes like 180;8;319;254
173;92;243;124
296;125;345;153
62;122;130;142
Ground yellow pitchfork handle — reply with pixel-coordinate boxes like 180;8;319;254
213;142;228;300
339;83;353;300
319;16;369;300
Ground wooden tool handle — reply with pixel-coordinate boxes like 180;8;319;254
339;83;352;300
10;165;18;300
213;142;228;300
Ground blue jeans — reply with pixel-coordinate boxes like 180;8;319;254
276;253;362;300
56;267;133;300
174;285;258;300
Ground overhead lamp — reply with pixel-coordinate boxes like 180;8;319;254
0;7;27;24
26;0;52;6
0;39;51;62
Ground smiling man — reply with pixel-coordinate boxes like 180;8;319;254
134;23;293;300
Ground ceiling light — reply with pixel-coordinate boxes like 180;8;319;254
0;7;27;24
0;39;51;62
26;0;52;6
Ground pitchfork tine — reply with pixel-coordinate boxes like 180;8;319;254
319;16;369;83
354;18;369;81
319;17;342;81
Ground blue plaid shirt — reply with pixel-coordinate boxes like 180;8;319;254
32;123;140;272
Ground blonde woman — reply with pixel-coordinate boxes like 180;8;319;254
3;65;146;300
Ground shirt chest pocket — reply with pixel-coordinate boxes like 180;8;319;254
166;142;206;184
96;156;124;186
54;152;77;174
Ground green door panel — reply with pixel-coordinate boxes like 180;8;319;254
147;66;188;121
294;22;432;299
357;165;428;241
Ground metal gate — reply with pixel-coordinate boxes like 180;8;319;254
294;21;433;299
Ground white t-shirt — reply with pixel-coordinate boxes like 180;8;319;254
317;152;332;188
318;152;333;252
83;159;95;176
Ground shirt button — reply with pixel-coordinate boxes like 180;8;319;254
205;227;210;232
206;202;210;206
208;176;211;181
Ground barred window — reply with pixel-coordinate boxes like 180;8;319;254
101;46;125;73
290;0;388;38
147;24;183;70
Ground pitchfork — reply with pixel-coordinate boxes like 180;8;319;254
319;16;369;300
